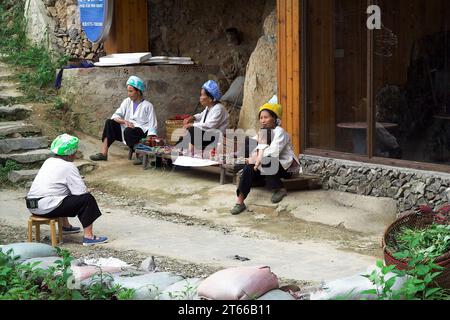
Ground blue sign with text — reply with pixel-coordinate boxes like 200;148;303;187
79;0;108;43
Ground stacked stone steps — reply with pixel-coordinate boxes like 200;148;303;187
0;81;24;100
0;62;13;79
0;121;41;137
8;160;97;183
0;149;52;164
0;105;32;121
0;136;48;154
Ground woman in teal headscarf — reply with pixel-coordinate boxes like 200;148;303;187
91;75;158;162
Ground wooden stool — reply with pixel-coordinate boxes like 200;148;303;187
27;216;63;247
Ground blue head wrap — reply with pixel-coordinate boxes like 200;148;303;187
202;80;222;101
127;76;146;92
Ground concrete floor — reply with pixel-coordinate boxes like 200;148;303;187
0;131;399;283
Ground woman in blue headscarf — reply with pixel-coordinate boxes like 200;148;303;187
90;76;158;162
182;80;229;155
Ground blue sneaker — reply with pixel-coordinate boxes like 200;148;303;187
62;226;81;235
82;236;109;247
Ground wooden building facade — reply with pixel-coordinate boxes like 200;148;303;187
279;0;450;173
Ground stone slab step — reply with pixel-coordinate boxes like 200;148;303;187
0;121;41;137
8;169;38;183
0;105;32;121
8;160;97;183
0;149;51;164
0;136;48;154
0;82;24;99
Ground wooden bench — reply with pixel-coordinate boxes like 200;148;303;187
28;216;63;247
235;173;322;191
135;149;238;185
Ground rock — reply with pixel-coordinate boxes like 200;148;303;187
426;181;442;194
238;8;277;132
0;149;51;164
92;43;100;52
0;121;41;137
0;136;48;154
140;256;157;272
412;182;426;195
8;170;38;183
445;188;450;202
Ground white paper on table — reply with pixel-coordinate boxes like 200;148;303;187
173;156;219;167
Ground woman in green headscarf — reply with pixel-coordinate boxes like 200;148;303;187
27;134;108;246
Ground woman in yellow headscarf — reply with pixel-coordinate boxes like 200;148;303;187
231;103;300;215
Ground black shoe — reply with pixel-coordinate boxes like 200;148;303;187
271;188;288;204
231;204;247;215
90;153;108;161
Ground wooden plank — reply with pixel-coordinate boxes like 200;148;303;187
286;0;294;137
277;0;287;122
292;0;301;154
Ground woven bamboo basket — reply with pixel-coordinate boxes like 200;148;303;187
382;211;450;289
165;119;185;145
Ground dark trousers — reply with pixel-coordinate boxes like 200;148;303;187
102;119;147;149
237;160;292;200
41;194;102;228
187;126;219;150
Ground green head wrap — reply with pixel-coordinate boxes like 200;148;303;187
51;134;79;156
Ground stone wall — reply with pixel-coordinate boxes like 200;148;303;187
25;0;106;60
238;8;278;132
59;65;218;138
300;155;450;213
148;0;275;92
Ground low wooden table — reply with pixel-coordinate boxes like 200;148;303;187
135;149;237;185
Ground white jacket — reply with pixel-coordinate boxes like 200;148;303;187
112;98;158;143
193;103;229;134
256;126;300;171
27;158;88;215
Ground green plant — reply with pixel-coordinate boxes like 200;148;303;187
0;160;22;185
360;223;450;300
53;97;65;111
0;0;69;103
0;249;46;300
0;248;135;300
360;260;402;300
85;269;136;300
394;224;450;259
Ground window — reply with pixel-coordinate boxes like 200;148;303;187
304;0;450;169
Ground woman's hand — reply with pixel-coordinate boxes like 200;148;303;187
124;120;135;128
183;116;194;126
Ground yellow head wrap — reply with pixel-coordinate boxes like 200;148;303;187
259;103;282;119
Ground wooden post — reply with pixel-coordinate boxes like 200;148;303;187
277;0;302;155
50;220;57;247
28;218;33;242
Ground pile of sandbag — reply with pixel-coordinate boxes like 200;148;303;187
197;266;295;300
